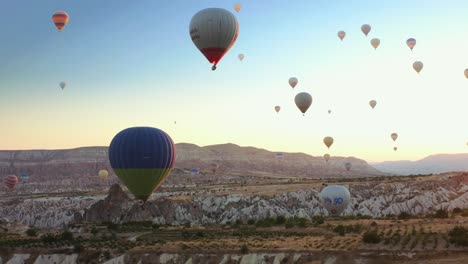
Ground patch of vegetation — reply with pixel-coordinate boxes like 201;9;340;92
363;230;382;244
247;219;255;225
240;244;249;254
333;224;363;236
275;215;286;225
433;209;449;219
26;228;38;237
448;226;468;247
311;215;324;226
398;212;412;220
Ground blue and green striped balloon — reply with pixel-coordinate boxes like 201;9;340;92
108;127;176;202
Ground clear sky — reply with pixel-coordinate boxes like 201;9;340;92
0;0;467;162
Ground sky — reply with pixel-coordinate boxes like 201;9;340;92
0;0;467;162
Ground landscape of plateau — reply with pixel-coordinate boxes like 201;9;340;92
1;146;467;263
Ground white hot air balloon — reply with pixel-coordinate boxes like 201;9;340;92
337;31;346;41
289;77;298;89
413;61;423;74
190;8;239;70
238;54;244;61
406;38;416;51
371;38;380;50
319;185;351;216
294;92;312;116
361;24;371;36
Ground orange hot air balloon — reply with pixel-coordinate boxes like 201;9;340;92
52;11;69;31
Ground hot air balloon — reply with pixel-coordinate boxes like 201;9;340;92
274;106;281;113
319;185;351;216
99;170;109;180
276;152;285;159
211;163;219;174
289;77;298;88
19;173;29;183
3;175;18;190
464;69;468;79
345;162;352;171
108;127;176;202
391;133;398;141
190;167;200;175
413;61;423;74
52;11;69;31
369;100;377;109
371;38;380;50
393;147;398;151
337;31;346;41
60;82;66;90
238;54;244;61
190;8;239;71
294;92;312;116
361;24;371;36
406;38;416;51
328;110;332;114
234;4;242;13
323;136;334;149
324;154;330;162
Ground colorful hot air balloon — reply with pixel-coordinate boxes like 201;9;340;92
361;24;371;36
391;133;398;141
464;69;468;79
345;162;352;171
211;163;219;174
337;31;346;41
294;92;312;116
406;38;416;51
99;170;109;180
108;127;176;202
234;3;242;13
60;82;66;90
19;173;29;183
413;61;423;74
371;38;380;50
324;154;330;162
190;8;239;71
323;136;334;149
289;77;298;88
52;11;69;31
275;152;285;159
3;175;18;190
393;147;398;151
369;100;377;109
274;106;281;113
190;167;200;175
319;185;351;216
238;54;244;61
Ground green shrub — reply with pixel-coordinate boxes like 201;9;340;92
275;215;286;225
434;209;449;219
247;219;255;225
60;230;74;241
312;215;324;225
26;228;38;237
448;226;468;247
240;244;249;254
363;230;382;244
398;212;412;220
334;225;345;236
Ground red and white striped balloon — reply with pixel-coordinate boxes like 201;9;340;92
3;175;18;190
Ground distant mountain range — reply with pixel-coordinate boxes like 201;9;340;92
371;153;468;175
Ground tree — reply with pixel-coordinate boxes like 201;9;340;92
362;230;382;244
26;228;38;237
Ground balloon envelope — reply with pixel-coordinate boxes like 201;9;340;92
319;185;351;216
371;38;380;49
108;127;176;202
294;92;312;115
369;100;377;109
289;77;298;88
324;154;330;162
234;4;241;12
274;106;281;113
413;61;423;73
393;147;398;151
323;136;334;149
190;167;200;175
464;69;468;79
361;24;371;36
52;11;69;31
276;152;285;159
19;173;29;183
99;170;109;180
238;54;244;61
190;8;239;70
406;38;416;50
3;175;18;190
345;162;352;171
60;82;66;90
391;133;398;141
337;31;346;41
211;163;219;174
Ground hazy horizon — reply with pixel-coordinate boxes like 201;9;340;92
1;0;467;163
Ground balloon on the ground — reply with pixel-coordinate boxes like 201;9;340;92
274;106;281;113
3;175;18;190
319;185;351;216
337;31;346;41
289;77;298;88
294;92;312;115
190;168;200;175
371;38;380;49
276;152;284;159
52;11;69;31
369;100;377;109
99;170;109;180
413;61;423;73
406;38;416;51
108;127;176;202
190;8;239;71
361;24;371;36
211;163;219;174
